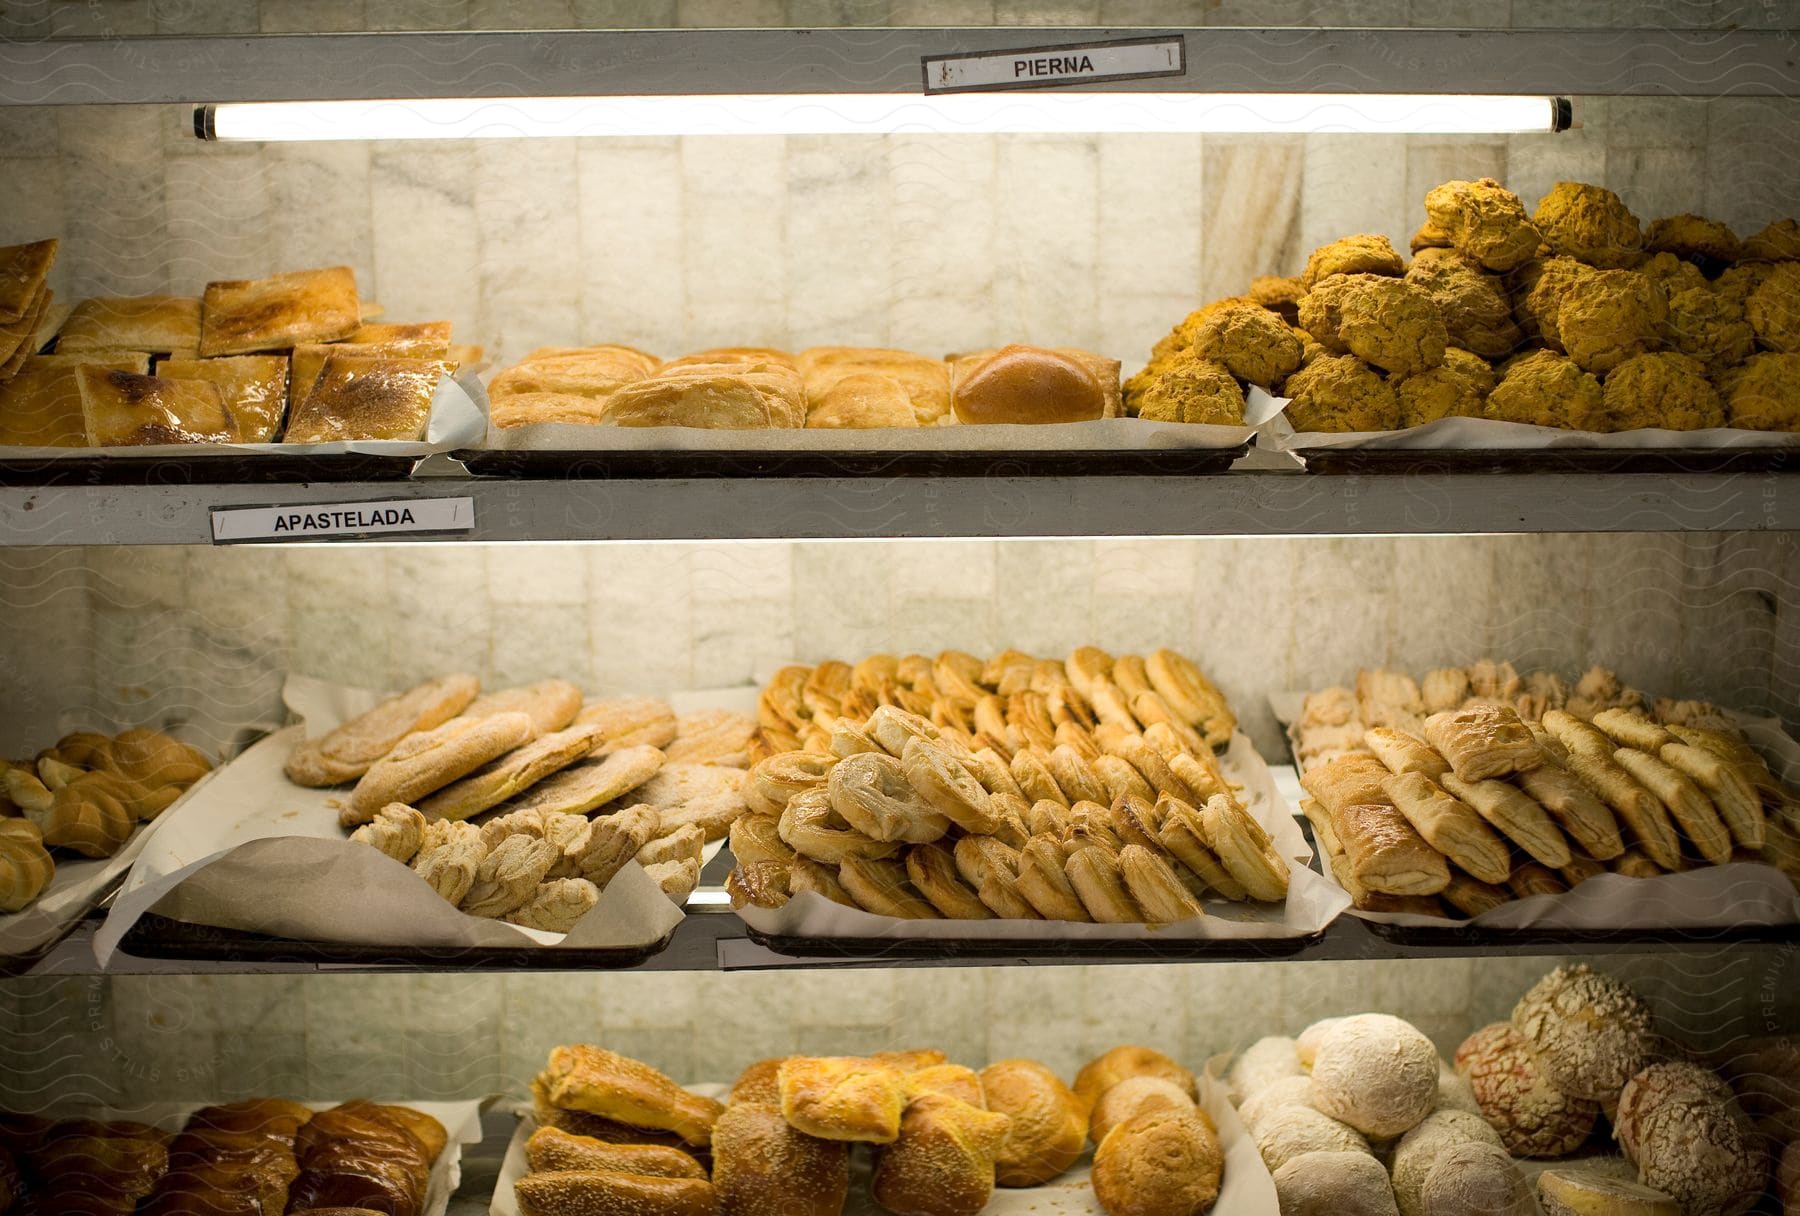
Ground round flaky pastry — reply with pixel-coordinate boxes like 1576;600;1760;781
780;787;905;863
827;752;950;844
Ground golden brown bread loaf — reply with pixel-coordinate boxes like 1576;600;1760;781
798;347;952;427
1074;1045;1199;1109
544;1046;724;1148
524;1126;704;1179
979;1059;1087;1187
0;819;54;912
949;344;1121;425
778;1056;907;1144
342;710;536;824
285;673;480;787
1091;1108;1223;1216
514;1168;719;1216
709;1099;849;1216
286;1100;440;1216
599;354;806;429
870;1092;1013;1216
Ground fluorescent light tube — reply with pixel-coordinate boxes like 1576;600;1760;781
199;93;1567;141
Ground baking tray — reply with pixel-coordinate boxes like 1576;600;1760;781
1292;445;1799;475
0;452;421;484
453;444;1249;479
739;923;1325;961
116;911;677;970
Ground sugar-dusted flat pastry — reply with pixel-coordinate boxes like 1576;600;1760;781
0;239;56;325
0;286;52;374
56;295;201;355
487;345;660;401
77;365;234;446
799;346;951;425
350;320;454;348
0;354;150;446
600;359;806;429
490;391;615;428
283;353;447;442
198;265;361;356
158;355;290;442
290;339;451;408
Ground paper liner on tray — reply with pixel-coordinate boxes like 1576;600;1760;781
0;369;486;461
1270;690;1800;932
36;1099;481;1216
733;730;1350;943
93;674;690;965
1254;392;1800;453
489;1077;1275;1216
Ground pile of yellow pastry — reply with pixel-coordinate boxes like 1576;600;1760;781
727;647;1294;925
1295;661;1800;917
488;342;1134;429
0;244;474;448
0;726;212;913
1129;180;1799;432
286;675;756;932
517;1041;1225;1216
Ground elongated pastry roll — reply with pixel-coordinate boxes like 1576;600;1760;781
544;1045;724;1147
1382;771;1512;884
1515;760;1626;860
1592;708;1676;752
1658;741;1765;849
799;346;951;426
1441;772;1571;868
1561;750;1682;870
1365;727;1450;778
1330;801;1451;895
1423;704;1543;782
1299;752;1395;814
600;357;805;429
1613;747;1732;864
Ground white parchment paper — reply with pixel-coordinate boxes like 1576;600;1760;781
489;1076;1274;1216
92;675;689;966
1270;691;1800;931
0;370;486;460
44;1099;481;1216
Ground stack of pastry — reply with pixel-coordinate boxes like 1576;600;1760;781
0;239;58;391
1129;179;1798;432
1294;661;1800;917
0;256;476;447
488;342;1127;430
516;1042;1223;1216
728;647;1292;926
0;1097;447;1215
0;726;213;914
288;675;757;932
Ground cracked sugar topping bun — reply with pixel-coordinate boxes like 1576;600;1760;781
1510;964;1658;1106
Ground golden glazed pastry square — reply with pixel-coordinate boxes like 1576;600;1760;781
283;353;447;442
0;239;57;325
198;265;361;356
157;356;290;443
289;338;451;409
56;295;202;355
0;285;52;373
0;354;151;446
77;365;234;446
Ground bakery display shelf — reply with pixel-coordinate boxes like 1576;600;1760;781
2;28;1796;106
0;452;424;486
452;446;1248;480
3;467;1797;544
1293;447;1800;476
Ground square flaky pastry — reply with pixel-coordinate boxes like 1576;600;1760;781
77;366;235;446
198;266;361;357
283;354;447;443
0;355;150;447
57;295;202;356
158;356;290;443
0;239;57;325
0;286;51;374
289;336;452;409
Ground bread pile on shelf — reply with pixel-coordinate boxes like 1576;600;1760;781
0;248;476;447
0;1097;448;1213
284;675;756;931
1293;660;1800;917
488;342;1130;429
0;725;212;914
1233;963;1782;1215
516;1041;1225;1216
727;647;1293;925
1128;181;1798;432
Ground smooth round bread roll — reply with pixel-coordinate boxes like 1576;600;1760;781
1308;1014;1439;1139
1272;1150;1398;1216
1229;1036;1303;1104
1511;964;1658;1107
1391;1109;1505;1216
1255;1105;1371;1172
1420;1141;1533;1216
1074;1045;1197;1109
1092;1108;1223;1216
1238;1075;1315;1138
953;344;1106;425
1455;1022;1598;1158
1615;1062;1769;1216
979;1059;1088;1187
1090;1076;1196;1146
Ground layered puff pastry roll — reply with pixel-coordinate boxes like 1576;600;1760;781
284;354;449;442
948;344;1122;424
599;355;806;429
56;295;201;356
0;354;150;446
157;355;289;443
198;265;361;356
76;365;235;446
0;238;57;325
798;346;951;427
1422;703;1544;783
488;344;660;402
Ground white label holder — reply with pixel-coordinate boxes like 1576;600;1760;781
210;496;476;543
922;36;1185;93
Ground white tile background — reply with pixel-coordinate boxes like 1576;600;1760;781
2;0;1799;1115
